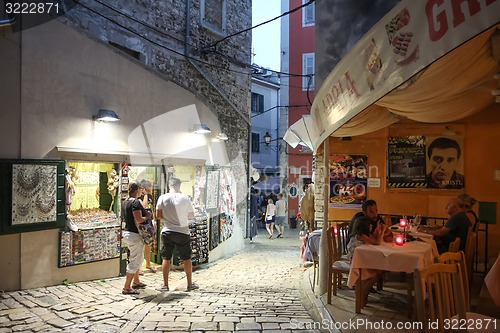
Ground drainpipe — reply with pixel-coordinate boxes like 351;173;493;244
185;0;191;56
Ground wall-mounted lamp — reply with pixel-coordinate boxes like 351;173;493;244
216;133;229;141
191;123;211;134
264;132;271;145
93;109;120;122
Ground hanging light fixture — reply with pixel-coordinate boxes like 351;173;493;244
93;109;120;122
216;133;229;141
264;132;271;145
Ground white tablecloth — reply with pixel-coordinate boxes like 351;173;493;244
347;240;436;288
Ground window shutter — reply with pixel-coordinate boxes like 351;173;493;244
258;94;264;113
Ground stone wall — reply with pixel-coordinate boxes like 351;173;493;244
59;0;252;228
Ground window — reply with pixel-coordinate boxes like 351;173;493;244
251;133;260;153
302;53;315;91
302;0;315;27
200;0;227;36
251;93;264;114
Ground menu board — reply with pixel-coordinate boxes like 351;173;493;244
387;136;426;188
329;154;368;209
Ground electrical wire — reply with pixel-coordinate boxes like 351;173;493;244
251;105;311;118
71;0;313;78
205;0;315;51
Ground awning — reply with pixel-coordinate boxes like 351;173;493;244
290;0;500;151
283;115;317;150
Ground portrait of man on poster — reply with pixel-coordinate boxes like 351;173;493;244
425;137;465;189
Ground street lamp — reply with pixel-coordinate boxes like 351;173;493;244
264;132;271;146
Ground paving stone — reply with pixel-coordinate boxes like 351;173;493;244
45;317;73;328
219;321;235;331
191;321;218;330
235;322;262;330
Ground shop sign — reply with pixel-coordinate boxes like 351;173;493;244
311;0;500;150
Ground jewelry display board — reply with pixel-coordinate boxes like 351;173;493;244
209;213;220;250
59;226;121;267
218;168;234;241
205;166;235;248
205;169;220;209
0;159;65;235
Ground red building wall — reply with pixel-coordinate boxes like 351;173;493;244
287;0;315;218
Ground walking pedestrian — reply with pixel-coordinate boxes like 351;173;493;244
265;198;276;239
121;182;151;294
274;193;287;238
155;177;199;292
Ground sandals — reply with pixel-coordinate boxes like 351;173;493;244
122;288;140;295
132;282;147;289
146;266;157;273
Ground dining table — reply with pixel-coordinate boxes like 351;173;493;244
347;238;437;315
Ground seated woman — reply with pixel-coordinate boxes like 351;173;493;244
347;216;387;304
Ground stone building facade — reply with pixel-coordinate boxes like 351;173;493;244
61;0;253;233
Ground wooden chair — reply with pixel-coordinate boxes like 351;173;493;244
335;221;350;261
464;226;476;285
448;237;460;252
414;263;467;333
437;251;470;311
305;232;321;291
326;226;350;304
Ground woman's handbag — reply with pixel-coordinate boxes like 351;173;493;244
138;219;156;245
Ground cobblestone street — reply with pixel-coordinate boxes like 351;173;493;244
1;233;323;332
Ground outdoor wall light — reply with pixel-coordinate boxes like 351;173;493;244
216;133;229;141
191;123;212;134
93;109;120;122
264;132;271;145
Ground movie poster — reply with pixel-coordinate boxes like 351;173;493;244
329;154;368;209
387;136;426;188
425;136;464;189
387;136;465;189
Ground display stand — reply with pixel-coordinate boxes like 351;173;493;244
172;213;209;266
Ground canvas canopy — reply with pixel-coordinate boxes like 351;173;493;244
284;0;500;151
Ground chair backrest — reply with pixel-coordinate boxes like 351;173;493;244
437;251;470;311
414;263;467;333
335;222;350;257
448;237;460;252
464;227;475;284
326;227;342;264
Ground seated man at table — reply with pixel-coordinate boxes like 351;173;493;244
347;199;393;244
418;197;471;254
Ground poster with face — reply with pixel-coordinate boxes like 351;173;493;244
425;136;464;189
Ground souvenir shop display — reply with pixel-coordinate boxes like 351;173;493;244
59;226;121;267
0;159;65;235
204;166;235;250
58;162;121;266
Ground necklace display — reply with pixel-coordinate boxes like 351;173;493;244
12;164;58;225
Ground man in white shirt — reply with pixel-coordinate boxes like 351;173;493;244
275;193;287;238
155;177;198;292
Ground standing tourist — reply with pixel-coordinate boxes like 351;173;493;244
265;198;277;239
139;179;157;273
274;193;287;238
122;182;151;294
155;177;199;291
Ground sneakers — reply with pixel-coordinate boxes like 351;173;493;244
186;283;199;291
155;285;169;292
